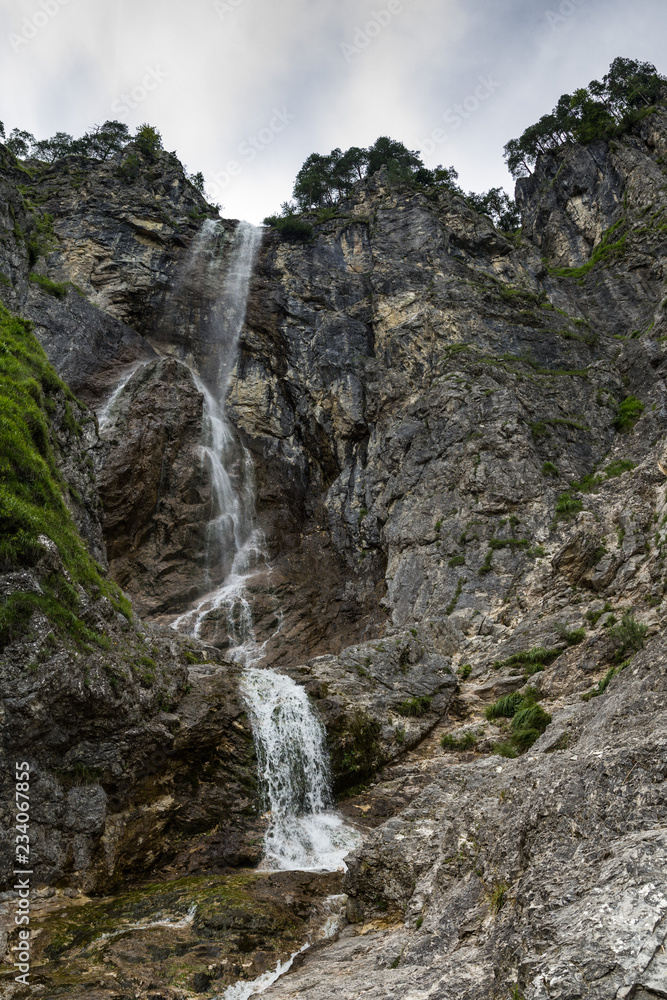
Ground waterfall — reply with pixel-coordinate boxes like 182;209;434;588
170;219;359;873
171;221;266;661
241;669;360;871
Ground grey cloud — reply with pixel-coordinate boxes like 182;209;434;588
1;0;666;221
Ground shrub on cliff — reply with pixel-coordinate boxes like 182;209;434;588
135;123;163;160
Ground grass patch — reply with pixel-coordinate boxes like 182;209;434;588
586;601;613;626
446;577;465;615
486;687;551;753
542;461;559;478
550;220;627;279
490;882;509;912
0;303;129;650
581;667;617;702
555;492;584;519
441;731;476;751
493;646;562;675
28;273;69;299
555;624;586;646
605;459;637;478
448;555;465;568
396;695;432;718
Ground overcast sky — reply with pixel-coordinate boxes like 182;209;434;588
1;0;666;223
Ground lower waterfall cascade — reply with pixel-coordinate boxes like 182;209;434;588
164;219;360;874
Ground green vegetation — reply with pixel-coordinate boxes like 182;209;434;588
490;882;509;913
582;667;617;701
446;577;465;615
549;220;628;279
504;57;667;177
555;624;586;645
555;491;584;519
457;663;472;679
263;214;313;240
614;395;644;432
265;135;519;233
3;119;131;161
486;687;552;754
0;303;129;651
466;188;521;231
396;695;432;718
605;459;637;477
607;610;649;662
25;212;57;266
586;601;613;625
28;273;69;299
448;555;465;568
335;708;383;785
493;646;563;677
542;461;559;478
485;692;524;720
441;731;476;751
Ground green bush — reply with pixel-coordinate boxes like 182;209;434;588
448;555;465;568
493;646;562;675
614;396;644;432
264;216;313;240
555;624;586;645
457;663;472;679
542;461;559;478
555;492;584;518
607;611;648;662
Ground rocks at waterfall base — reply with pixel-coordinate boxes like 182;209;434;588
1;107;667;999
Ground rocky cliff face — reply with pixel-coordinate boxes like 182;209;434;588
1;109;667;999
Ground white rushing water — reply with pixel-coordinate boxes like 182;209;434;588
241;669;360;872
97;362;147;432
171;221;266;658
169;218;359;882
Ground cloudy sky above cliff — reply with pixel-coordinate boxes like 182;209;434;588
1;0;666;222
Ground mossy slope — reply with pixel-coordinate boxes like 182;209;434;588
0;302;128;651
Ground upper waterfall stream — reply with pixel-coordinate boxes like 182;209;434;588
166;219;360;874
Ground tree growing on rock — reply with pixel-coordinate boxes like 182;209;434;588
504;56;667;177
